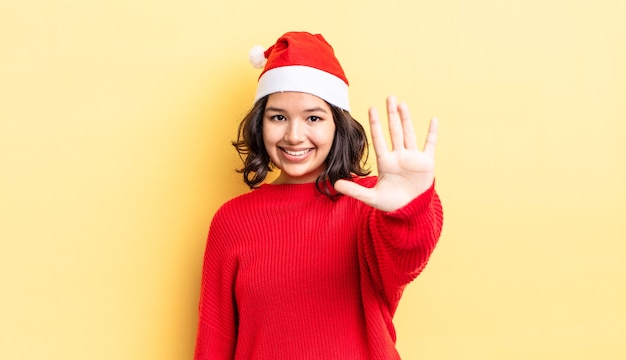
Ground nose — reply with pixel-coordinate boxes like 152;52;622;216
284;119;305;143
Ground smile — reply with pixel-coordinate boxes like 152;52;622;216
281;148;313;157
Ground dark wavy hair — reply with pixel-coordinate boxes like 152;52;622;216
232;95;370;199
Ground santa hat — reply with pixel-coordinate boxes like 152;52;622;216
249;31;350;111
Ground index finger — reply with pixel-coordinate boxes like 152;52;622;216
368;106;389;157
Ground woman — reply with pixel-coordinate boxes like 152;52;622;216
195;31;443;360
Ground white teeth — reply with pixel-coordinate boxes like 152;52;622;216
284;149;311;156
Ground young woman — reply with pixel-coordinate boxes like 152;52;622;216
194;31;443;360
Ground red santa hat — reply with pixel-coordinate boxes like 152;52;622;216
249;31;351;111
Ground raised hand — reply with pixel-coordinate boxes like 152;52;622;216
334;96;438;212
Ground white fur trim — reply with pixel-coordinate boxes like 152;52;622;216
248;45;267;69
254;66;350;111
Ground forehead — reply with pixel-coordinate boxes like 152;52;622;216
265;92;331;112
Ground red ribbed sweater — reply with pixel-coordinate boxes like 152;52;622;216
194;176;443;359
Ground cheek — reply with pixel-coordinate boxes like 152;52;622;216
261;123;276;147
261;125;281;163
317;124;336;148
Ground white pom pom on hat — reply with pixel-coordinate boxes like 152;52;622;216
248;45;267;69
248;31;350;111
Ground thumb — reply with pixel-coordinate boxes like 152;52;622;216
334;179;376;206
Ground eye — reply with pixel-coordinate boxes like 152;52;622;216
270;114;286;121
308;115;321;122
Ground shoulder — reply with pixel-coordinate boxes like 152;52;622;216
211;184;288;223
213;188;263;220
206;189;265;247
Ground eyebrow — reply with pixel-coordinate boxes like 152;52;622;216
265;106;329;113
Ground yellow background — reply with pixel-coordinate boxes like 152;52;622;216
1;0;624;359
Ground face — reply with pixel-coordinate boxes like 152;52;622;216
262;92;336;184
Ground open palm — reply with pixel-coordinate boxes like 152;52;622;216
334;96;438;212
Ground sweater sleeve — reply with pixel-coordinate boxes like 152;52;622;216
359;181;443;313
194;206;239;360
